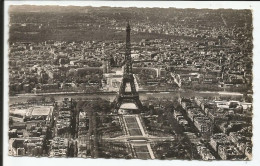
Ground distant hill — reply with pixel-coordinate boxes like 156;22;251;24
8;5;252;43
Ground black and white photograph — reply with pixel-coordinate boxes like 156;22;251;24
3;1;260;165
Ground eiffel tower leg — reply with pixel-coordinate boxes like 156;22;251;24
119;78;127;94
135;99;143;110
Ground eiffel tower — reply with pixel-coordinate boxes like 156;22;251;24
114;22;142;112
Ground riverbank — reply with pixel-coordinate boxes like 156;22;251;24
10;89;243;98
8;89;245;106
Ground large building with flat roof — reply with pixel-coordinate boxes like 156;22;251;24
24;106;53;122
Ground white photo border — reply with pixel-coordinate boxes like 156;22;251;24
3;1;260;166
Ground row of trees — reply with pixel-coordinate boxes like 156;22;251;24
26;96;56;104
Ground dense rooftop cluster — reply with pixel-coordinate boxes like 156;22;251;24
9;7;252;95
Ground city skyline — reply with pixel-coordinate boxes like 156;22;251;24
7;4;253;161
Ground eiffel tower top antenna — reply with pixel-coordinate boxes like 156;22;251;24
126;20;130;28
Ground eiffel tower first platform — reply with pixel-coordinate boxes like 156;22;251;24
114;22;142;113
